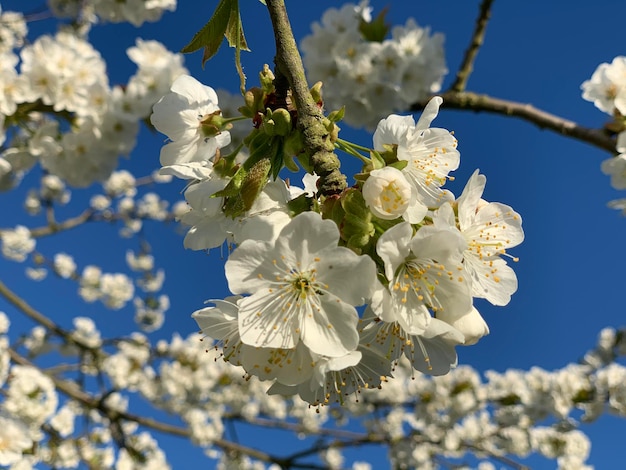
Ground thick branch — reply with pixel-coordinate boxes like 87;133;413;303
450;0;495;92
411;91;616;153
265;0;346;197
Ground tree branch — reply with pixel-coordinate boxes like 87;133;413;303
29;209;94;238
449;0;495;92
411;90;616;153
0;278;76;342
265;0;347;197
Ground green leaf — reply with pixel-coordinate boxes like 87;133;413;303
224;0;250;93
180;0;232;66
180;0;250;78
358;7;390;43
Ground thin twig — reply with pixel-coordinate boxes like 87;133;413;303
450;0;495;92
411;90;616;153
28;209;94;238
0;278;74;341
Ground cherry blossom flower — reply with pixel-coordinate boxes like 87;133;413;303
151;74;231;167
373;97;459;212
374;221;471;336
362;166;425;222
450;170;524;306
225;211;377;357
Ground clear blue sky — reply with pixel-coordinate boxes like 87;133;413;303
2;1;626;468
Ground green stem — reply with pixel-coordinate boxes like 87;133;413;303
335;139;370;164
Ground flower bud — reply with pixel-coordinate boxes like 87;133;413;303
362;167;412;220
260;64;275;93
263;108;292;137
310;81;323;104
199;111;232;139
437;306;489;345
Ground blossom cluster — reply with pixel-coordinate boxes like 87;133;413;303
2;304;624;469
581;56;626;212
301;1;447;129
150;73;523;406
0;7;187;189
47;0;177;27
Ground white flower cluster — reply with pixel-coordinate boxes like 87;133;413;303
151;74;523;407
78;265;135;310
48;0;177;27
301;1;447;129
0;225;35;262
0;11;187;189
3;309;624;468
581;56;626;212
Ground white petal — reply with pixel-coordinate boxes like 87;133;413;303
301;293;359;357
407;318;463;375
472;202;524;250
436;305;489;345
151;92;197;141
315;247;377;305
376;221;413;281
171;74;219;108
413;96;443;133
237;290;299;350
373;114;415;150
465;256;518;306
191;300;238;340
225;238;274;294
273;212;340;266
182;217;228;250
410;224;466;264
457;169;487;231
159;162;213;180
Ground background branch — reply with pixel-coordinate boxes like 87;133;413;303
449;0;495;92
411;90;616;153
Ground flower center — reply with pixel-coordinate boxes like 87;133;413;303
288;271;317;300
379;180;408;214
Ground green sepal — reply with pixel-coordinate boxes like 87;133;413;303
259;64;276;94
212;165;247;200
340;189;375;250
212;142;244;178
370;150;386;170
310;81;323;104
358;6;390;43
263;108;292;137
321;196;345;233
240;87;265;118
283;155;300;172
287;193;317;217
296;152;313;174
327;106;345;124
220;158;271;218
388;159;408;171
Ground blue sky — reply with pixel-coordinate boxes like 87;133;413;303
2;0;626;468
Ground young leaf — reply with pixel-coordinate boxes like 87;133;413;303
225;0;250;92
180;0;232;66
